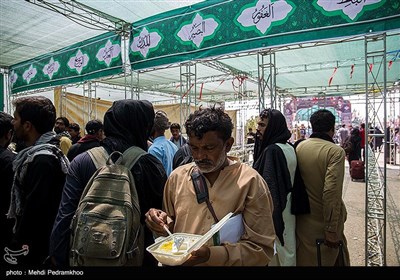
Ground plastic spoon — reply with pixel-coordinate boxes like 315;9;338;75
163;225;184;253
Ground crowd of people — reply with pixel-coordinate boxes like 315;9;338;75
1;96;353;267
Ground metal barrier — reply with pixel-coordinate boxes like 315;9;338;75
228;144;255;166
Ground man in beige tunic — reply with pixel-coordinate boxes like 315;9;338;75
296;109;350;266
146;107;276;266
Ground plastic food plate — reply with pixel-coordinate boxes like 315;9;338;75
146;212;233;266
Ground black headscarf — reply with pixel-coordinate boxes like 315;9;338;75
253;108;292;166
252;109;293;245
102;99;154;153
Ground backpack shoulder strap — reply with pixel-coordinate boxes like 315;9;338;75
87;146;108;169
119;146;147;170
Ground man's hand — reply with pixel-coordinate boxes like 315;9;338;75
182;245;210;266
145;208;169;236
324;231;340;248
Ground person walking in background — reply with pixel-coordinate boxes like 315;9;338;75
345;127;364;182
293;124;301;142
253;108;297;266
149;110;178;176
348;124;353;134
53;117;72;155
67;119;104;162
395;127;400;149
295;109;350;266
67;123;81;144
345;128;362;172
246;127;256;144
299;123;307;140
371;126;383;152
169;122;187;149
0;112;16;252
7;96;69;266
336;124;349;148
145;107;276;266
49;100;167;267
360;123;366;161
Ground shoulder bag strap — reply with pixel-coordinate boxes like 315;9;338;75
191;166;219;223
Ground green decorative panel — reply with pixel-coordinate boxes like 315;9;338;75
9;32;123;94
129;0;400;70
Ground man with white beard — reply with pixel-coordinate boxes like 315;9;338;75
145;106;276;266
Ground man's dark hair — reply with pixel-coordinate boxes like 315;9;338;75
170;123;181;130
12;96;56;134
69;123;80;132
85;119;103;135
56;117;70;128
0;112;13;137
185;106;233;141
310;109;335;133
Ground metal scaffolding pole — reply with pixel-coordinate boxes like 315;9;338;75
179;62;197;127
27;0;129;33
132;70;140;100
257;50;277;111
82;81;97;123
364;33;387;266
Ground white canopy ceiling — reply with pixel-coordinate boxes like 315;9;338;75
0;0;204;67
1;0;399;103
